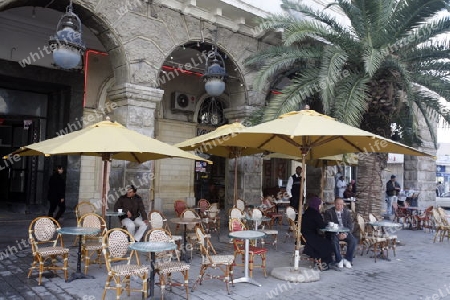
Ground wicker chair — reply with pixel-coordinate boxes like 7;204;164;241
203;203;221;238
368;213;397;258
192;225;234;294
148;210;183;246
260;196;283;227
174;200;188;233
284;206;297;242
235;199;246;211
144;229;190;299
73;201;96;245
229;218;267;278
27;216;69;285
78;213;107;275
101;228;149;300
252;208;278;249
356;214;387;262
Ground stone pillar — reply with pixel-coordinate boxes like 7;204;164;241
403;112;437;209
223;106;262;209
107;83;164;212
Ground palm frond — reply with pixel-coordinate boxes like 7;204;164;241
333;74;370;127
363;47;385;77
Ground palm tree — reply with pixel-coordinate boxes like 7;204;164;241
245;0;450;217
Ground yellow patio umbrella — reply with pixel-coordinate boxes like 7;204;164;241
4;119;211;219
175;123;264;205
202;110;432;269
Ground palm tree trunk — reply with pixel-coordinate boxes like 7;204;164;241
355;153;386;219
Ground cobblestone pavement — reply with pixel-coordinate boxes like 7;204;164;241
0;209;449;300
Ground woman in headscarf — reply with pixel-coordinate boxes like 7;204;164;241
301;196;333;267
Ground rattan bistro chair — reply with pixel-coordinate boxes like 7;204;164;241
144;229;190;300
73;201;96;245
28;216;69;285
79;213;107;274
192;225;234;294
101;228;149;300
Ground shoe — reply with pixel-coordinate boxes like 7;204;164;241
337;260;344;268
343;259;352;269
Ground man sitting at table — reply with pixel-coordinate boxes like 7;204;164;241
323;197;356;269
114;184;149;242
343;184;355;199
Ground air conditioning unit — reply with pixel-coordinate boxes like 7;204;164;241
172;92;197;112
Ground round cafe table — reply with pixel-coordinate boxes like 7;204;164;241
105;211;125;228
57;227;100;282
170;217;201;263
130;241;176;299
228;230;265;287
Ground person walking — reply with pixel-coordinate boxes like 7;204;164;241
48;165;66;221
386;175;401;216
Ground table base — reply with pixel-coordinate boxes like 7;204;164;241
232;276;262;287
66;272;95;283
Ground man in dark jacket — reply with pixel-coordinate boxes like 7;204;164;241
323;197;356;269
48;165;66;221
114;185;149;242
386;175;401;216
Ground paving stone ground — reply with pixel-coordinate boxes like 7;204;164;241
0;209;448;300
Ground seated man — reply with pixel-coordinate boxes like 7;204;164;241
343;184;355;199
114;185;149;242
323;197;356;269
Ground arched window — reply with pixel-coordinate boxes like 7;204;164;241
197;97;226;126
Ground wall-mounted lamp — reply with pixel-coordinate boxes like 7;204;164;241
202;29;228;96
49;0;85;69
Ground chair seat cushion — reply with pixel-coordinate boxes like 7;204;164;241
248;246;268;254
261;229;278;235
208;254;234;265
38;246;69;257
157;261;190;274
111;264;149;276
171;235;182;241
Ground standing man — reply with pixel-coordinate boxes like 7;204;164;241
114;185;149;242
323;198;356;269
386;175;401;216
48;165;66;221
286;166;302;209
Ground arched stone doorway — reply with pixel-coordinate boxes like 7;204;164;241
0;1;124;212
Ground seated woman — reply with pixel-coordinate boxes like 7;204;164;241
301;197;333;268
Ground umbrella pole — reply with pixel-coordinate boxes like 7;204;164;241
101;155;111;220
294;152;307;270
234;157;237;206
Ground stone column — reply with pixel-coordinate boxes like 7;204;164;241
223;106;262;209
107;83;164;212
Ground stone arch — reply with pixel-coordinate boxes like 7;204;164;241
0;0;129;85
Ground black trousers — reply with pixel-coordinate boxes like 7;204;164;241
48;200;66;221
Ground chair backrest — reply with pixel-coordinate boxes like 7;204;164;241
28;216;62;248
182;209;200;230
102;228;138;268
75;201;96;220
356;214;366;236
79;213;106;238
145;228;177;262
148;210;167;230
229;218;245;232
198;199;210;214
229;207;243;220
236;199;245;211
437;207;449;225
207;203;220;218
195;225;212;258
174;200;187;217
252;208;263;218
286;206;297;222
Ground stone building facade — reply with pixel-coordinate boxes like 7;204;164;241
0;0;436;215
